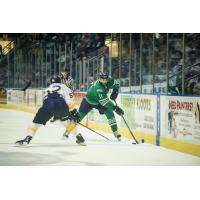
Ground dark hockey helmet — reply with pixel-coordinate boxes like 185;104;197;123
51;75;61;83
99;72;108;79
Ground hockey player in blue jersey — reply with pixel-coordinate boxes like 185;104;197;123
15;75;85;146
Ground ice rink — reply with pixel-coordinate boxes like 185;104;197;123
0;108;200;166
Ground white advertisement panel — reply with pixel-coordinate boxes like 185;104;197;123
7;90;13;104
28;89;36;106
16;90;24;104
35;90;44;107
120;94;157;134
160;95;200;144
6;90;25;105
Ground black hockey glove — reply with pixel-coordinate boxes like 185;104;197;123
68;109;81;123
110;90;118;100
113;105;124;116
97;104;107;115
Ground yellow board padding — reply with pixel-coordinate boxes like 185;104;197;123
0;104;37;114
160;136;200;157
87;120;156;145
0;98;6;101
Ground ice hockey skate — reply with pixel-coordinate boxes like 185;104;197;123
76;133;86;146
62;131;69;140
15;136;32;146
113;132;121;141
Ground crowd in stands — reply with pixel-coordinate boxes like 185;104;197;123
0;33;200;94
0;45;3;59
15;33;106;60
107;33;200;94
0;66;7;87
168;34;200;94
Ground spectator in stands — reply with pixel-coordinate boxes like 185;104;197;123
188;50;197;65
0;44;3;58
193;82;200;94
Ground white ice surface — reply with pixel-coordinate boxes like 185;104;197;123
0;108;200;166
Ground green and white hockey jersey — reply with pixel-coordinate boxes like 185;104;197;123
85;76;119;109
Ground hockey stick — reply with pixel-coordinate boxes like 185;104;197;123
77;122;110;141
114;100;144;144
13;80;32;91
22;80;32;91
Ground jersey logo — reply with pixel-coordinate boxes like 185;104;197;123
52;85;61;92
47;85;61;93
97;89;103;93
99;97;109;106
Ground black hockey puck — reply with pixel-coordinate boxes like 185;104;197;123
132;142;137;145
141;139;145;143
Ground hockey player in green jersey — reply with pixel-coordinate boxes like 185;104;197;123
63;72;124;141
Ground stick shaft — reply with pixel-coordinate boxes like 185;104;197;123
114;100;138;144
121;115;138;144
78;123;110;141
